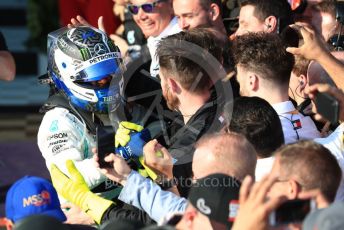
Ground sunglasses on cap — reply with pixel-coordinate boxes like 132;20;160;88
127;0;166;15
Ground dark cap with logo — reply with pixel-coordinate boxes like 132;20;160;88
5;175;66;223
188;173;241;228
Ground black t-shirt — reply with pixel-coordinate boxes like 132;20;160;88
168;81;226;197
0;31;8;51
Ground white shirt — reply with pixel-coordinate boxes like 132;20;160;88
272;101;321;144
37;107;122;201
315;124;344;201
255;157;275;182
147;17;181;77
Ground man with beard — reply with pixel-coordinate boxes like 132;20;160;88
152;28;228;197
173;0;226;36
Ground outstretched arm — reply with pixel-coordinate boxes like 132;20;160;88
286;25;344;90
95;153;187;222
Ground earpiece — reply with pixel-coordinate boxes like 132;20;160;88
299;80;304;85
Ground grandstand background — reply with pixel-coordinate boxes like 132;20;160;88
0;0;52;216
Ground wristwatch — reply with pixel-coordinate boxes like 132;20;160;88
155;175;178;190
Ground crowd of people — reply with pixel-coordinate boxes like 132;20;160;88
2;0;344;229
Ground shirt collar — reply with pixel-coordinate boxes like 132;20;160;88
271;101;296;114
147;17;181;43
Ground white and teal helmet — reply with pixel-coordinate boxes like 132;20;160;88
47;26;125;113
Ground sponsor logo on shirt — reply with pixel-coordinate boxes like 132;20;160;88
49;120;59;132
47;132;68;141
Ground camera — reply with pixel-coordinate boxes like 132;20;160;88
269;199;316;226
280;24;303;48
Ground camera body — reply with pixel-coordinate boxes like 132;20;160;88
269;199;316;226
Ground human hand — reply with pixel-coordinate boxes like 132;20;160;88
232;175;287;230
0;217;13;230
68;15;106;32
95;153;132;186
115;121;144;147
116;128;151;159
286;25;329;61
51;160;89;200
306;83;344;121
143;139;173;179
109;34;129;54
61;203;95;225
50;160;113;224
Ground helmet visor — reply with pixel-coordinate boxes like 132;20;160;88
74;53;122;83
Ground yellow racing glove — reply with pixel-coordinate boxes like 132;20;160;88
50;160;114;224
115;121;144;147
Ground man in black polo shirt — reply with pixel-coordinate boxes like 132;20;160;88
142;27;230;197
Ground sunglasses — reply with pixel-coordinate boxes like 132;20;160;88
127;0;166;15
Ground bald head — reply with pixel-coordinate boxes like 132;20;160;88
192;132;257;181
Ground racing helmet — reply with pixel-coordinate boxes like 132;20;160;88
47;26;125;114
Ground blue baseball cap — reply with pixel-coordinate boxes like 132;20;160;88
5;176;66;223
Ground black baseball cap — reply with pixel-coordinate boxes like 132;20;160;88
188;173;241;229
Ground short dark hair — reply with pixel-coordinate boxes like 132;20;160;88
232;32;295;85
157;27;223;94
277;141;342;202
241;0;294;33
224;96;284;158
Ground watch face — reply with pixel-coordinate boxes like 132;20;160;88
154;174;163;184
156;175;171;184
154;175;177;190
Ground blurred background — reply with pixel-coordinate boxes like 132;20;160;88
0;0;54;216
